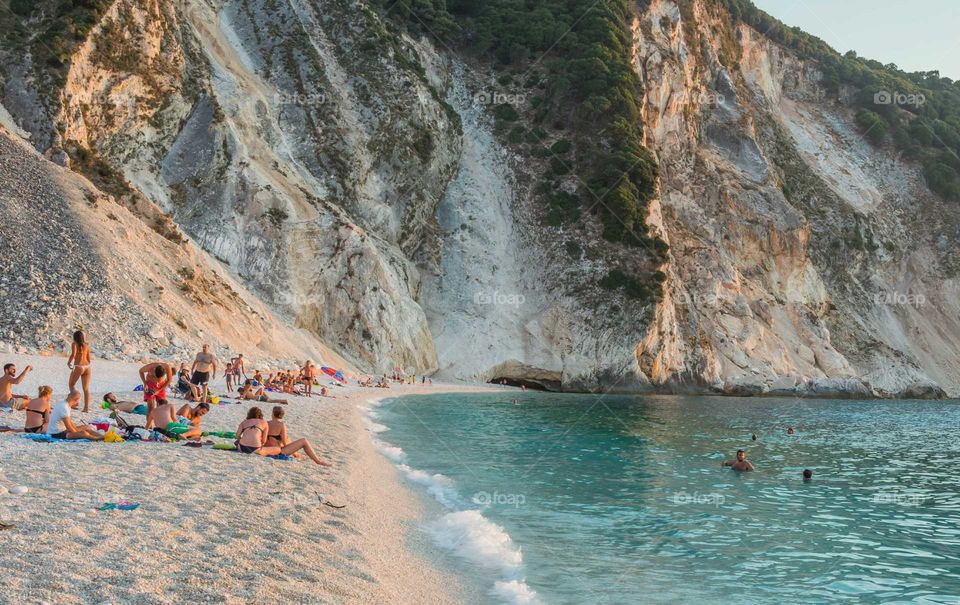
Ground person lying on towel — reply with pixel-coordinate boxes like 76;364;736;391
47;390;104;441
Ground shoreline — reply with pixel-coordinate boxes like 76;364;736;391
0;352;494;604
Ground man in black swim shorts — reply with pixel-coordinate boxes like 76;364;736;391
190;344;218;403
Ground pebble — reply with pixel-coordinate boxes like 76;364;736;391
10;486;28;496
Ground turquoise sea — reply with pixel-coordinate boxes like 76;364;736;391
365;392;960;605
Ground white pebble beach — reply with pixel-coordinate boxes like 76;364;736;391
0;352;492;604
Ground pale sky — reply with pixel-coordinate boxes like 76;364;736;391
751;0;960;80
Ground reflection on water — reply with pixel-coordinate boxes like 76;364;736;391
377;393;960;604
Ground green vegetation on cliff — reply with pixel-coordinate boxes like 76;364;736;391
377;0;667;303
724;0;960;200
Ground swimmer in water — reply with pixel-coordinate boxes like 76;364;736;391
787;426;795;435
751;433;757;441
722;449;755;472
803;469;813;482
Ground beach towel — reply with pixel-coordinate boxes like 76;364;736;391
98;501;140;511
18;433;89;443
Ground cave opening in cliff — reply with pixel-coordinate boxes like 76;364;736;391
488;377;551;391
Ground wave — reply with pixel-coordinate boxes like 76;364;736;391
364;398;542;605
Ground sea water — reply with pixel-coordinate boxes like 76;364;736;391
366;393;960;605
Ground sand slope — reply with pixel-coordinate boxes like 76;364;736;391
0;353;482;604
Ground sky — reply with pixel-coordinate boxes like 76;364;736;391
751;0;960;80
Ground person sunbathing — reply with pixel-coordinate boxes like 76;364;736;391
0;363;32;410
47;390;104;441
236;406;329;465
176;402;209;440
103;393;146;414
24;386;53;433
148;399;179;437
238;380;288;404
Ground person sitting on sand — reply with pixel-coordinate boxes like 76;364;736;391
236;406;329;465
238;380;289;405
149;399;204;440
67;329;93;412
175;363;198;400
722;449;755;472
0;363;32;410
24;386;54;433
139;362;173;429
47;390;104;441
319;387;336;398
176;402;210;439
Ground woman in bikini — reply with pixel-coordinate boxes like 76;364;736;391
24;386;53;433
67;330;93;413
236;407;329;465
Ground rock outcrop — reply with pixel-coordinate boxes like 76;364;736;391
1;0;957;397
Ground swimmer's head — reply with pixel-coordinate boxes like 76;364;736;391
736;449;746;461
803;469;813;481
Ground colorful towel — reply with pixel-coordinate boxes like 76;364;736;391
98;501;140;511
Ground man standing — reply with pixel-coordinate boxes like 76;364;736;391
230;353;246;381
0;363;32;409
190;344;218;404
301;360;316;397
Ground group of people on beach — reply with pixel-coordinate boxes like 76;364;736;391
2;330;332;466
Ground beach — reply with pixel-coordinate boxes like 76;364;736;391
0;352;490;604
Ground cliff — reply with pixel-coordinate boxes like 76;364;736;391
1;0;957;396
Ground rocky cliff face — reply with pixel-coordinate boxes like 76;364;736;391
1;0;957;396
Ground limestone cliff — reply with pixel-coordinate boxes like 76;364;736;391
1;0;957;396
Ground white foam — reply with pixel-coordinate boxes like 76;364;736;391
363;417;390;433
371;439;406;462
397;464;461;509
492;580;543;605
364;397;541;605
428;510;523;575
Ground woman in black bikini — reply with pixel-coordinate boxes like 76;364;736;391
235;407;330;465
24;386;53;433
